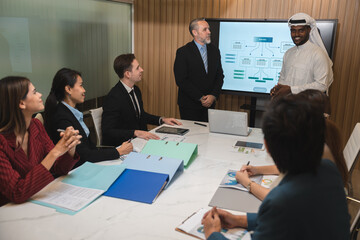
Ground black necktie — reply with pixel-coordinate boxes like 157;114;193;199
129;90;140;119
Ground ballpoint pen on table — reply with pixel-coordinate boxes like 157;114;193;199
194;122;207;127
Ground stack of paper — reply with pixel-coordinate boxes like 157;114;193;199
31;162;126;214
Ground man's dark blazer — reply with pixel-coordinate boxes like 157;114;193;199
50;103;119;168
174;41;224;109
102;81;160;146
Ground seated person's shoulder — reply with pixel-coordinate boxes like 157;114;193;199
319;158;343;180
31;117;46;131
103;85;121;107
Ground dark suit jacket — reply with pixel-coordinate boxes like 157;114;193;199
50;103;119;168
102;81;160;146
174;41;224;109
208;159;350;240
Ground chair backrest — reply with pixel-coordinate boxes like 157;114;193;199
34;112;44;124
344;123;360;172
349;197;360;239
351;206;360;234
89;107;103;146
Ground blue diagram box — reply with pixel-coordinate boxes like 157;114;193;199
253;37;273;43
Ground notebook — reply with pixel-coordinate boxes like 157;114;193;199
208;109;251;136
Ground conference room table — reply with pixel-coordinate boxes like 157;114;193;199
0;120;274;240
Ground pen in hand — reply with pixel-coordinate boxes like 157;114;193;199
241;161;250;172
57;128;79;136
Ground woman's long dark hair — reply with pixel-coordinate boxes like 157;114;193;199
0;76;30;147
44;68;81;139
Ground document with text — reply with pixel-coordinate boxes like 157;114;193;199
31;182;104;212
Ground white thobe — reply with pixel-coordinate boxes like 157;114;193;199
278;41;332;94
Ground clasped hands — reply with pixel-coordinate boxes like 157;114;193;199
201;207;246;239
54;127;82;157
201;95;216;108
270;83;291;99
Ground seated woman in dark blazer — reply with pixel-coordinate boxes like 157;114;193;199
44;68;132;168
0;76;81;206
202;95;349;240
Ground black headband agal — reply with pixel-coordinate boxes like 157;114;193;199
289;19;307;24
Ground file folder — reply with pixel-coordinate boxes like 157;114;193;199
123;152;184;188
103;169;168;204
141;139;198;168
209;187;261;213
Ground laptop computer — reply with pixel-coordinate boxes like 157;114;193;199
208;109;251;136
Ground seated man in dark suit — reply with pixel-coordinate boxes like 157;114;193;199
102;54;181;146
202;94;349;240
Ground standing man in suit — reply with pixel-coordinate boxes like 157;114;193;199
174;18;224;122
102;54;181;147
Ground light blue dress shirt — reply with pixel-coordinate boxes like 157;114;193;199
61;101;90;137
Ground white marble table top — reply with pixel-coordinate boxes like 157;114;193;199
0;120;273;240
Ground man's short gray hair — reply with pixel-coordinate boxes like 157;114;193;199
189;18;206;37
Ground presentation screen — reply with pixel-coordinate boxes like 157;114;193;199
206;19;337;97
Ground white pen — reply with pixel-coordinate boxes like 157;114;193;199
57;129;65;132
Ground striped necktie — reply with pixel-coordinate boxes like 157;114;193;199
201;45;208;73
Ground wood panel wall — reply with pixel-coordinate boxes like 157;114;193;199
134;0;360;141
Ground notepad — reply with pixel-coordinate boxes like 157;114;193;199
141;139;198;168
104;169;169;204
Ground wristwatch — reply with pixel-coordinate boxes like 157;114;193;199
246;181;253;192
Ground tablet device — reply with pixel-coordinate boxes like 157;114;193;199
235;141;263;149
155;126;189;135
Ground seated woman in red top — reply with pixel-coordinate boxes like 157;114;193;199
0;76;81;206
